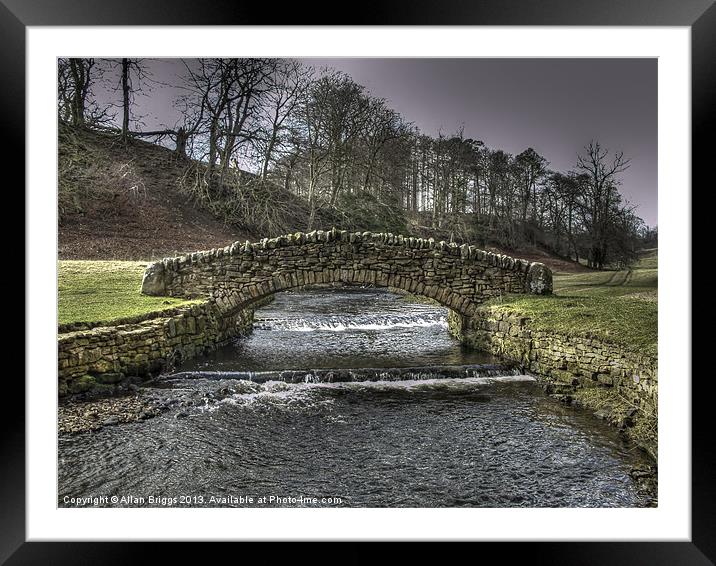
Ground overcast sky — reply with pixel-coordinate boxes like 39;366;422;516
120;58;657;226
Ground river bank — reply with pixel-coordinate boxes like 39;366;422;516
447;250;658;460
448;308;657;459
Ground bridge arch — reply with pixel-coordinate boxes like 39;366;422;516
141;229;552;319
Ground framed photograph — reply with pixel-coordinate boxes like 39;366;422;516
9;0;710;561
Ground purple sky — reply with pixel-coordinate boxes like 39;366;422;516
120;58;657;226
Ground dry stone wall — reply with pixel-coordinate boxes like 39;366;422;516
58;300;254;396
141;229;553;316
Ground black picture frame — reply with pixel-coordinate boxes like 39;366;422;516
7;0;710;562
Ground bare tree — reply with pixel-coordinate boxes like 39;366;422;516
58;58;97;126
180;58;273;192
257;60;313;183
116;58;150;140
514;148;548;228
576;141;631;268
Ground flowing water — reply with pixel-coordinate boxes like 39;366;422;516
58;287;653;508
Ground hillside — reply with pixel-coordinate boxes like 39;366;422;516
59;126;250;260
58;126;590;272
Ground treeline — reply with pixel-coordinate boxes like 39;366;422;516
57;58;655;269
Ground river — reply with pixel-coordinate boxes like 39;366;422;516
58;287;653;507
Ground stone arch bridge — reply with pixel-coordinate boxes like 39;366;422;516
142;229;552;321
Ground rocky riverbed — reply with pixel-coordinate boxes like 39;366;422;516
59;391;163;434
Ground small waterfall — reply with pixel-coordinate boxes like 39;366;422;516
163;363;526;384
254;312;448;332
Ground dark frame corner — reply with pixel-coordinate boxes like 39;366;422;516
8;0;712;563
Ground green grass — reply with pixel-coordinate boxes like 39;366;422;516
58;260;199;327
486;249;658;356
634;248;658;269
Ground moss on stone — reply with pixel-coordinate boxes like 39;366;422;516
68;374;96;394
573;386;657;460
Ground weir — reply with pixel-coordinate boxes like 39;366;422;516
160;363;527;384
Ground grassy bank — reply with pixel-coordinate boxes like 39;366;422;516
58;260;198;327
485;249;658;357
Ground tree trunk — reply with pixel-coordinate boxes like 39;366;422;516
261;130;279;182
121;58;130;139
174;127;187;157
